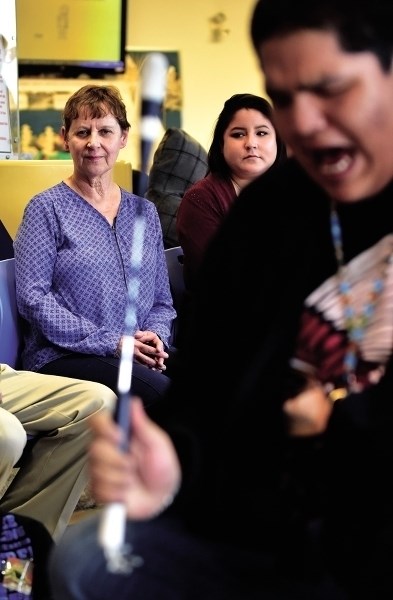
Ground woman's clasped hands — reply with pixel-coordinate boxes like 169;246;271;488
117;330;169;372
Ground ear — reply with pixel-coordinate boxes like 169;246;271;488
120;129;129;149
61;127;69;150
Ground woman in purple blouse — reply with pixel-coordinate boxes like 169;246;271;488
14;85;176;409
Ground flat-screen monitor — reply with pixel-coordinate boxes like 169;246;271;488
16;0;127;78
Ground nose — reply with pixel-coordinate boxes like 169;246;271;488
86;133;100;148
245;136;257;149
289;94;327;137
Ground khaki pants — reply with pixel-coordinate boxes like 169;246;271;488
0;364;116;540
0;406;26;491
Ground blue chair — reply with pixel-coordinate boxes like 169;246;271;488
0;258;40;456
0;220;14;260
165;246;185;347
0;258;23;369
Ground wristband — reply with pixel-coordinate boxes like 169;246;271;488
327;387;348;403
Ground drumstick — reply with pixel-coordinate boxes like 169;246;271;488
98;53;168;574
98;205;145;574
139;52;169;178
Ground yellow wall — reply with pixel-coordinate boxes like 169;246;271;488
127;0;266;151
13;1;265;165
0;160;132;239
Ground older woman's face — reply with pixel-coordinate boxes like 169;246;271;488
222;108;277;183
62;110;128;176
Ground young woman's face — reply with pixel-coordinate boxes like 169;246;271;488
62;111;128;177
222;108;278;182
259;29;393;202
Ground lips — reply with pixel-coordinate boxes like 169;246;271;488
312;148;353;176
321;154;352;175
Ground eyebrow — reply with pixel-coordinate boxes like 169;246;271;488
229;124;271;131
267;73;346;97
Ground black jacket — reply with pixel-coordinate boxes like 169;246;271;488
153;158;393;598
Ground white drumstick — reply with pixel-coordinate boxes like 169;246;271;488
98;207;145;574
139;52;169;178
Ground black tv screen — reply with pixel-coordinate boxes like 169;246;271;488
16;0;127;78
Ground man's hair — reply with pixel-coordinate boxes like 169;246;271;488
251;0;393;71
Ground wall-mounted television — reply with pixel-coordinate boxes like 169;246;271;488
16;0;127;78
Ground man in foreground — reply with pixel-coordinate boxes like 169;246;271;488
49;1;393;598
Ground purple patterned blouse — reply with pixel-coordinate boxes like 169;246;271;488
14;183;176;371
